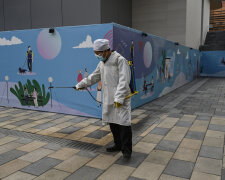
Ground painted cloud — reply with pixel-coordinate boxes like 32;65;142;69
72;35;94;49
0;36;23;46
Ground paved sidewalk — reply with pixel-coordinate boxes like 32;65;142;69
0;77;224;180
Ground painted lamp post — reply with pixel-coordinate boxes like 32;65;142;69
48;77;53;108
5;76;9;103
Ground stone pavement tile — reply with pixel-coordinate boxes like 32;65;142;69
0;136;18;146
0;142;23;155
127;177;145;180
33;122;57;130
65;166;103;180
58;126;80;134
86;130;110;139
37;127;61;136
194;157;222;175
49;132;67;138
140;124;157;137
180;115;196;122
98;164;135;180
99;125;110;131
141;133;163;144
173;147;199;162
155;140;180;152
0;159;30;178
11;119;34;126
145;150;173;165
62;130;89;140
199;145;223;160
21;157;62;176
164;132;186;142
175;121;192;127
79;137;98;144
170;126;189;134
24;128;41;133
87;153;120;170
131;118;142;124
2;171;36;180
0;149;27;165
164;159;195;179
205;130;224;139
19;148;54;162
131;109;146;116
54;122;74;129
48;147;79;160
208;124;225;132
193;120;209;126
157;121;176;129
94;133;113;146
17;141;47;152
185;131;205;140
4;124;17;129
131;162;165;180
190;171;220;180
15;137;33;144
203;136;224;147
76;150;98;158
168;113;183;118
33;169;70;180
133;142;156;154
189;125;208;133
55;154;91;173
179;138;202;150
210;117;225;125
196;115;211;121
115;151;148;168
43;143;62;151
68;116;87;123
150;127;170;136
159;174;188;180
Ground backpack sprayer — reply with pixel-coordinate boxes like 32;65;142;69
48;59;138;104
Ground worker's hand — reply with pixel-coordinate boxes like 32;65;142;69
114;102;122;108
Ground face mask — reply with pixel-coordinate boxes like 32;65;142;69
95;54;106;62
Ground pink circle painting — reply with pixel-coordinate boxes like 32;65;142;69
37;29;61;60
143;41;153;68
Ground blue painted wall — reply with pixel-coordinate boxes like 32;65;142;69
200;51;225;77
0;23;200;118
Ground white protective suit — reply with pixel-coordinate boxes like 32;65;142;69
76;51;131;126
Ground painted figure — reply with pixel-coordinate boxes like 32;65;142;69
24;88;29;105
75;39;132;159
32;88;38;107
130;40;134;60
77;70;83;83
96;81;102;107
151;76;154;92
26;45;33;72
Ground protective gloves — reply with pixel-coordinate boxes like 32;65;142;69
114;102;122;108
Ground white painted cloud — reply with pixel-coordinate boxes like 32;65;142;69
0;36;23;46
72;35;94;49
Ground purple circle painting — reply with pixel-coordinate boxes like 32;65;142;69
37;29;61;60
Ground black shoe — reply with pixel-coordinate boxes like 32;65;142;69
123;153;131;159
106;145;121;152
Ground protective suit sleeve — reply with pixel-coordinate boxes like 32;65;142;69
114;57;131;104
75;62;101;89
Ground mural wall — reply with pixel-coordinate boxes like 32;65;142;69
113;24;200;108
0;23;200;118
200;51;225;77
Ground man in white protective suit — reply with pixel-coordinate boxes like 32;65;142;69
75;39;132;159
